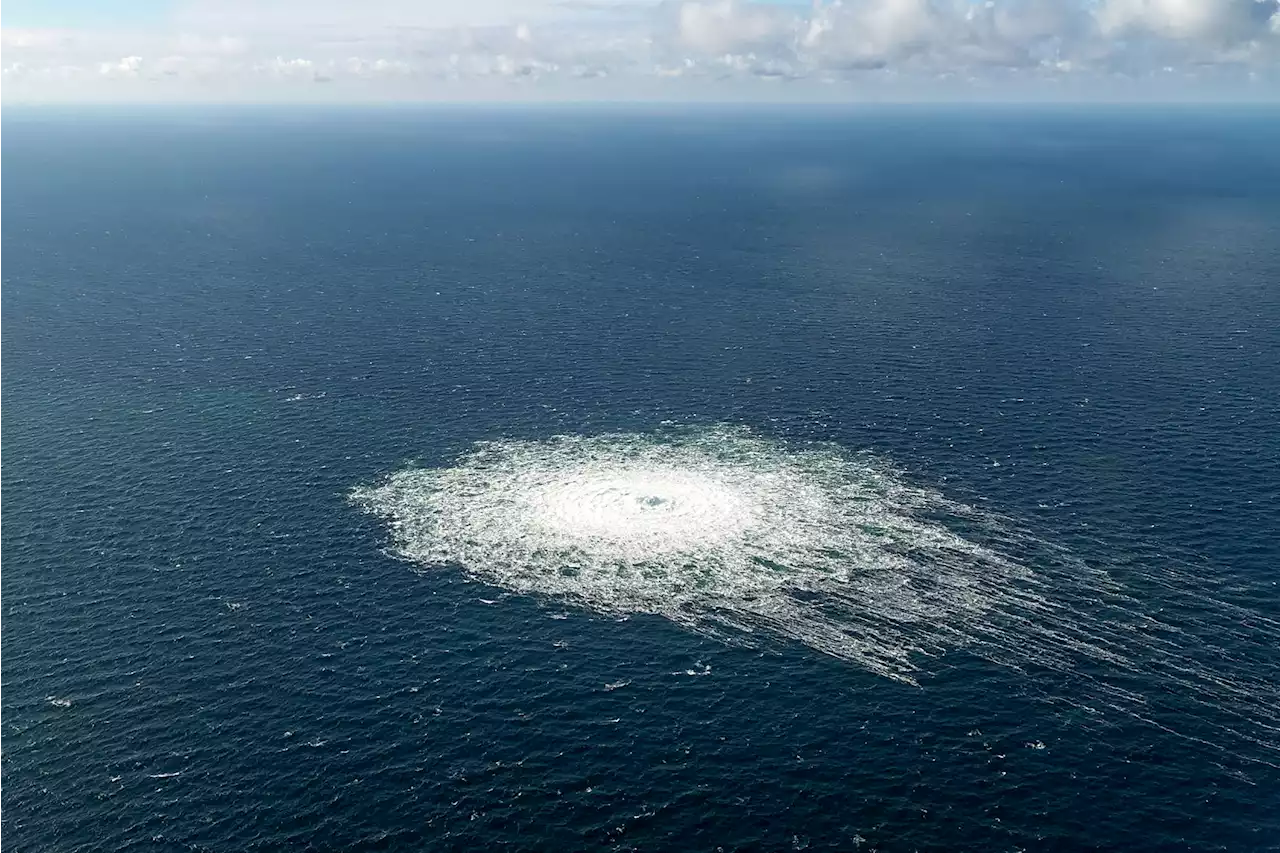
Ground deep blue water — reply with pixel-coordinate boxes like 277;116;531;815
4;106;1280;852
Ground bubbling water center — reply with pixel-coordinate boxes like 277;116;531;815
354;425;1280;762
526;466;760;554
353;425;1072;682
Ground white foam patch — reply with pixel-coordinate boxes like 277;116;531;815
353;425;1084;680
354;425;1280;762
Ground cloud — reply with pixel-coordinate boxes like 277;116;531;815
98;55;144;77
174;0;583;32
1097;0;1278;42
674;0;796;54
2;0;1279;101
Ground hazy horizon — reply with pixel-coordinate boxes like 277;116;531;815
5;0;1280;104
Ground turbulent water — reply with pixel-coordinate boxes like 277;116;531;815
355;426;1047;680
357;425;1280;764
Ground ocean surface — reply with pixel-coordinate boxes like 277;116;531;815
4;106;1280;852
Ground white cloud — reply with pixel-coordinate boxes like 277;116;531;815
1097;0;1277;42
98;55;144;77
2;0;1278;101
676;0;795;54
4;28;74;50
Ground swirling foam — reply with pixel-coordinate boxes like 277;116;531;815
354;424;1280;761
354;426;1082;681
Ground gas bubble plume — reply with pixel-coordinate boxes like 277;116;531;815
353;425;1280;762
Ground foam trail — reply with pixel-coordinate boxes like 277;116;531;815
353;425;1280;763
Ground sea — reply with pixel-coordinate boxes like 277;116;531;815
3;105;1279;852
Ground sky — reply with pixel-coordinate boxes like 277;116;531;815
2;0;1279;102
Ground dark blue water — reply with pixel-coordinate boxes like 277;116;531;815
4;106;1280;852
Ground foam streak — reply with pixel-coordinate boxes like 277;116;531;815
354;425;1280;763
